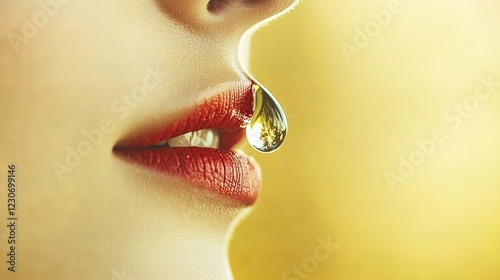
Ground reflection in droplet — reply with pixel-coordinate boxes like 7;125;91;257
246;83;287;153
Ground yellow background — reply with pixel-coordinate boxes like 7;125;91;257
229;0;500;279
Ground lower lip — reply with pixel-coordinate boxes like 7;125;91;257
114;147;261;205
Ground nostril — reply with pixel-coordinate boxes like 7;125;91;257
206;0;233;12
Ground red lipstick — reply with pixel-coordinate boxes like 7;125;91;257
113;81;261;205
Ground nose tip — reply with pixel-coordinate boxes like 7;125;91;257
209;0;300;33
207;0;299;25
156;0;299;35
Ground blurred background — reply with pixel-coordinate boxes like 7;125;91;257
229;0;500;279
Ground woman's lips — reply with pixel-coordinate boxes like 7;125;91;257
113;82;261;205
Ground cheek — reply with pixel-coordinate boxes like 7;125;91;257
0;1;182;143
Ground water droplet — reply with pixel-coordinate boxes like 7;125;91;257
246;83;287;153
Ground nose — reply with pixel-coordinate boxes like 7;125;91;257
156;0;299;36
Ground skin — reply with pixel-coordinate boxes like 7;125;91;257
0;0;298;279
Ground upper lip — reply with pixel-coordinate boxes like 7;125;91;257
114;80;254;150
